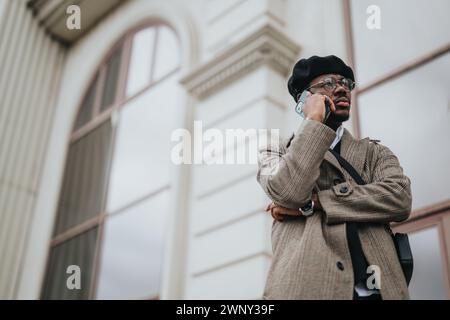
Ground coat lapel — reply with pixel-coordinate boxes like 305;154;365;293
323;128;370;178
323;150;344;176
288;126;370;178
341;128;370;177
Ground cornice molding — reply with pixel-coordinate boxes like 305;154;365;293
180;24;301;100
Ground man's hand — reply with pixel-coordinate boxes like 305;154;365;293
266;202;300;221
311;192;323;211
302;93;336;123
266;192;323;221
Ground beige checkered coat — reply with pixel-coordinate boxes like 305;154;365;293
257;119;412;300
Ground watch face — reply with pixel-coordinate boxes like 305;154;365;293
300;200;314;216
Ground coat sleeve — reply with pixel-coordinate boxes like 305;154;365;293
256;119;336;209
318;142;412;224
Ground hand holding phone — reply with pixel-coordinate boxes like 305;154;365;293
295;90;334;123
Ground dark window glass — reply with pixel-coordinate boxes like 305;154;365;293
100;47;122;112
74;77;97;130
41;227;98;300
54;121;112;235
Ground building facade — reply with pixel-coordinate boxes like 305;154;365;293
0;0;449;299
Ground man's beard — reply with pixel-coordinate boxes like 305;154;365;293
328;109;350;123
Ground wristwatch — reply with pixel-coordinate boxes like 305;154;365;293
299;200;314;217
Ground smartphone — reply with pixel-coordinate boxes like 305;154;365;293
295;90;331;122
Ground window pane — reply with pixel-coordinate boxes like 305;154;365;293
152;26;180;81
126;27;155;97
75;77;96;130
54;121;113;235
408;227;448;299
357;53;450;209
41;227;98;300
96;190;170;299
351;0;450;86
106;73;180;212
100;47;122;112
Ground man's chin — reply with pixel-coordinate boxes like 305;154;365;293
328;111;350;123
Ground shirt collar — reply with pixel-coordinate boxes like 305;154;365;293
330;125;344;150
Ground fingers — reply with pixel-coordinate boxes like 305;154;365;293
266;203;301;222
272;206;299;217
271;209;284;222
311;193;323;210
323;95;336;113
266;202;283;221
306;94;335;121
266;202;277;212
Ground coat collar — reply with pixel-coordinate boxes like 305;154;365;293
285;126;370;177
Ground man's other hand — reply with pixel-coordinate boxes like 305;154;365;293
266;192;323;221
265;202;299;221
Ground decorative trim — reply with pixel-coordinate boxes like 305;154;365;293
342;0;361;140
27;0;125;45
204;95;286;130
194;208;263;238
180;24;300;100
191;251;271;278
357;42;450;95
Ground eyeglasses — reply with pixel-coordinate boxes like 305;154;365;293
307;77;356;92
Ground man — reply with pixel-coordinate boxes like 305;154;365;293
257;55;412;300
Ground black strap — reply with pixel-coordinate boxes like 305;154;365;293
329;148;366;186
330;142;368;285
329;146;413;286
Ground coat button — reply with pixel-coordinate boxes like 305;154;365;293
339;186;349;193
336;261;345;271
333;178;343;185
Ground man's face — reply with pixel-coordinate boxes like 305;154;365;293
308;73;353;123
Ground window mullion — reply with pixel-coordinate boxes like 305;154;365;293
149;26;159;84
115;37;132;108
92;67;107;118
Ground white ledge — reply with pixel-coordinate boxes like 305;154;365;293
180;24;301;100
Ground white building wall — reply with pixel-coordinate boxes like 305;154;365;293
186;67;287;299
0;0;65;299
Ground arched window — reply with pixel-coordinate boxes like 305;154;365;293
41;23;181;300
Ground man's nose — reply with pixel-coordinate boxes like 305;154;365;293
334;84;347;94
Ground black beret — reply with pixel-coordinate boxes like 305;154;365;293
288;55;355;102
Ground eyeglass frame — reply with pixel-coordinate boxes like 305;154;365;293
305;76;356;93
